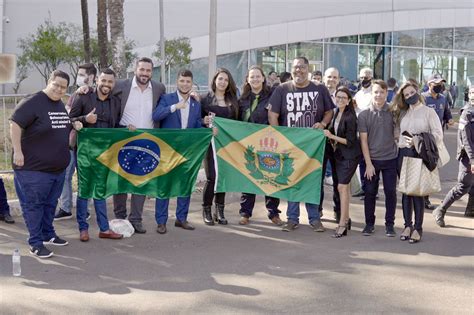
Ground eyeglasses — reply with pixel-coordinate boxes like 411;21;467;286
335;96;348;100
292;65;308;70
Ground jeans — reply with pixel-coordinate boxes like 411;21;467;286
440;155;474;210
364;158;398;227
58;150;76;213
239;193;281;219
398;148;424;233
155;197;190;224
0;177;10;215
14;170;65;247
287;201;320;224
77;197;109;232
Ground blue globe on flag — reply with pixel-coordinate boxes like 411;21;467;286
118;139;161;176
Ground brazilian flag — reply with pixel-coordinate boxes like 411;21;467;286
213;117;325;204
77;128;212;199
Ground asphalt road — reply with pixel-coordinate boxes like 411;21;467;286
0;125;472;314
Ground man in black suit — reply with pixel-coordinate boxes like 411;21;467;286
113;57;166;234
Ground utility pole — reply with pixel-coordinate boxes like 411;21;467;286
208;0;217;89
159;0;166;86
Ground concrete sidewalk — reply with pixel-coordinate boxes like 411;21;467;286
0;184;473;314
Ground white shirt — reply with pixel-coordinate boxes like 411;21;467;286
354;86;372;115
119;77;154;128
176;92;191;129
398;104;443;149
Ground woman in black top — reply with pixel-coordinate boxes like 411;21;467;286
201;68;238;225
323;86;361;237
237;65;283;226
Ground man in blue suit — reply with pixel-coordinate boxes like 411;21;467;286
152;69;202;234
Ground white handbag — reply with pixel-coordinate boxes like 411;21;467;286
398;156;441;196
437;141;450;167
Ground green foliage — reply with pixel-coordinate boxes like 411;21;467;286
18;19;137;85
18;19;82;84
153;37;192;72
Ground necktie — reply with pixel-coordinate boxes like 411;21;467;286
244;94;259;122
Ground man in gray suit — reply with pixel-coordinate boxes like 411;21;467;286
113;57;166;234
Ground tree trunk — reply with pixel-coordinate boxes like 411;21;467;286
108;0;126;78
81;0;91;63
97;0;108;69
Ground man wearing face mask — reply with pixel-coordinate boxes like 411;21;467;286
54;63;97;221
433;85;474;226
354;68;374;115
422;74;454;210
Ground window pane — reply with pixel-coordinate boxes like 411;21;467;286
393;30;423;47
360;32;390;46
392;47;422;83
326;35;358;44
288;42;323;62
422;49;453;84
453;51;474;107
455;27;474;51
324;43;358;81
217;51;248;89
249;45;286;76
359;45;389;79
425;28;453;50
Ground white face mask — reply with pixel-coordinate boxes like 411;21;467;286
76;75;87;87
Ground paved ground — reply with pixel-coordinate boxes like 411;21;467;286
0;126;473;314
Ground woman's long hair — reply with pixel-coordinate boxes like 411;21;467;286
211;68;239;117
240;65;270;100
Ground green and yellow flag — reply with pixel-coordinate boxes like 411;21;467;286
77;128;212;199
213;117;326;204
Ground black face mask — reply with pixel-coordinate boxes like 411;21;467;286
432;85;443;94
405;93;419;105
361;79;371;88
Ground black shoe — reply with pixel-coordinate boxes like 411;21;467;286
43;236;69;246
54;209;73;221
131;222;147;234
332;225;348;238
30;245;54;258
202;205;214;226
215;203;227;225
385;225;396;237
156;224;167;234
362;225;375;236
175;220;195;230
0;213;15;224
424;198;435;210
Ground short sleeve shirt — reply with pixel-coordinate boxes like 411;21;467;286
269;81;334;127
10;91;71;172
358;102;398;160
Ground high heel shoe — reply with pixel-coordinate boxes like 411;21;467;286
400;226;412;241
409;230;421;244
332;225;348;238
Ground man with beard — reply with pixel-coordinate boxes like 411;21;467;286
268;57;334;232
113;57;166;234
70;68;124;241
152;69;203;234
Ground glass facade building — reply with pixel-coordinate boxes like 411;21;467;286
169;27;474;107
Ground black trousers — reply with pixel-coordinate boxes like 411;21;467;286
319;142;341;214
202;145;225;206
239;193;280;219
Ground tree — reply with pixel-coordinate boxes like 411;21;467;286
18;19;82;84
108;0;126;77
81;0;91;62
12;54;30;94
97;0;108;69
153;37;192;75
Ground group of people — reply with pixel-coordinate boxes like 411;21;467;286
5;55;474;259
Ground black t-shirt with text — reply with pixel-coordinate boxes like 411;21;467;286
10;91;71;173
269;81;334;127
